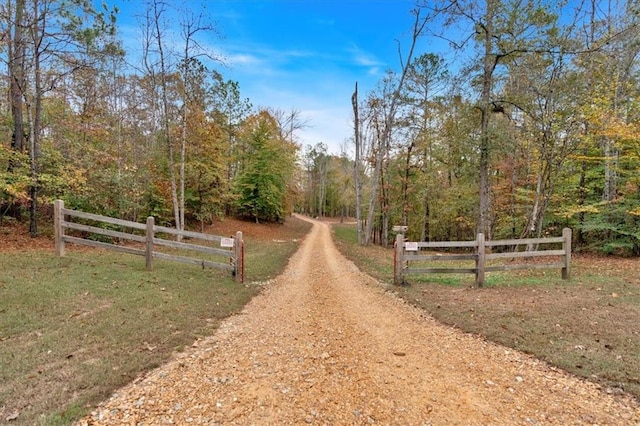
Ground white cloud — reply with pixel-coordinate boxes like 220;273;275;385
297;107;353;154
367;66;381;76
346;43;385;67
198;39;377;158
223;52;261;66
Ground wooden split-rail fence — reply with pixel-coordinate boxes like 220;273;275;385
393;228;572;286
53;200;244;282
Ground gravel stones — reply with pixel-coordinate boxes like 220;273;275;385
78;218;640;425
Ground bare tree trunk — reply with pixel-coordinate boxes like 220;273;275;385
351;82;364;244
401;142;415;227
9;0;26;160
180;105;186;235
523;136;563;251
380;170;388;246
478;0;497;239
380;137;390;247
602;137;618;202
577;146;587;246
178;19;193;239
318;159;327;218
149;0;182;239
28;0;44;236
525;160;545;251
364;127;383;246
421;148;431;242
421;194;430;242
363;10;428;246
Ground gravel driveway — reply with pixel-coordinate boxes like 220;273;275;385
80;216;639;425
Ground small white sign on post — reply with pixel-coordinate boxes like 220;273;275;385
404;242;418;252
220;237;234;248
392;225;408;232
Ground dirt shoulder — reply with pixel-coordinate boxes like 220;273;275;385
79;216;640;425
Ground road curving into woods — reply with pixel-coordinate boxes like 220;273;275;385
80;215;639;425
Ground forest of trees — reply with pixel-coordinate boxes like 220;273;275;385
1;0;639;255
304;0;640;255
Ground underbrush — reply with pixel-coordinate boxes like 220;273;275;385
331;223;640;401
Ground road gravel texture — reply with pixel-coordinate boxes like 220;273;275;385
80;216;640;425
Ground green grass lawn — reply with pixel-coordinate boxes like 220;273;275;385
332;223;640;401
0;217;311;425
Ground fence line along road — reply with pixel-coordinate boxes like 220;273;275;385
394;228;572;286
53;200;244;282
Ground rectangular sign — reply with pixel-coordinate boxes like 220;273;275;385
392;225;408;232
404;242;418;251
220;237;234;248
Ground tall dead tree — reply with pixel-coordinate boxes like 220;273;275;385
358;9;429;245
351;82;364;244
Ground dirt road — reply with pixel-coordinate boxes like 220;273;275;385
81;217;639;425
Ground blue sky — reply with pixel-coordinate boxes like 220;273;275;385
108;0;445;154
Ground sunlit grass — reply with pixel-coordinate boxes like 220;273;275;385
0;217;311;425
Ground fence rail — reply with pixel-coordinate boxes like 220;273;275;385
394;228;571;286
53;200;244;282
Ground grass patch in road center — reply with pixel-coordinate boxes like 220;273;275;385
331;223;640;401
0;216;311;425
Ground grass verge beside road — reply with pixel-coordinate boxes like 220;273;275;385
0;216;311;425
332;223;640;401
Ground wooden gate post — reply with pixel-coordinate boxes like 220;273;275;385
562;227;572;280
54;199;65;257
145;217;154;271
475;233;485;286
234;231;244;283
394;233;404;285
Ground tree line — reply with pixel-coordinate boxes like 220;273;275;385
1;0;639;256
302;0;640;256
1;0;299;235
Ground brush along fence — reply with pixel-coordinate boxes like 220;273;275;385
393;228;571;286
53;200;244;282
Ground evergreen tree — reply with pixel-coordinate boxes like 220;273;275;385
234;111;297;223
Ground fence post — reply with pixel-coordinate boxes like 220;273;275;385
394;233;404;285
235;231;244;283
475;233;485;286
54;199;65;257
562;227;572;280
145;217;154;271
